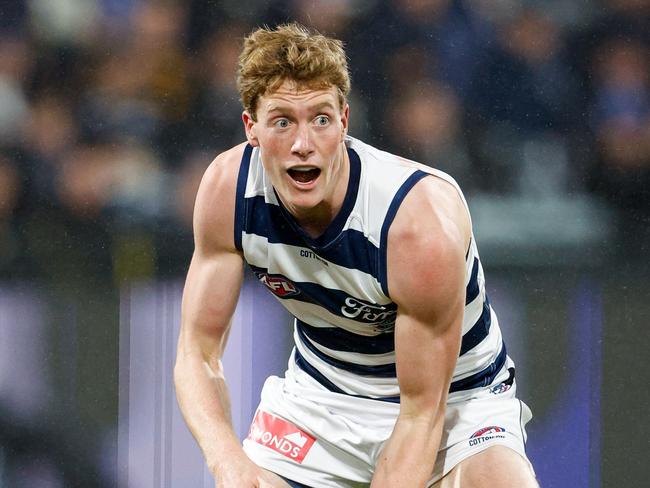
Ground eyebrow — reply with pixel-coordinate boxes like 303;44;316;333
310;101;337;111
266;100;337;115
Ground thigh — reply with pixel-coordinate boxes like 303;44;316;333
431;446;538;488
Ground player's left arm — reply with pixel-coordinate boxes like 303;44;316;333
371;176;471;487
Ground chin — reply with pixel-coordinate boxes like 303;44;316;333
291;196;321;211
285;191;323;212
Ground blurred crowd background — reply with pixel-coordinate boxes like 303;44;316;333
0;0;648;487
1;0;649;283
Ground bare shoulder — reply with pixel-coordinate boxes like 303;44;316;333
389;175;471;256
387;175;470;310
193;142;248;254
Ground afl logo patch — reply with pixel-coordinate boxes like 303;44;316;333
255;272;300;298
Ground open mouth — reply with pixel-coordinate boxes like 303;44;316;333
288;167;321;185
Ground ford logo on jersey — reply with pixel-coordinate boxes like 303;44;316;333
341;297;397;331
255;272;301;298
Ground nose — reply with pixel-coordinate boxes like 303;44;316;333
291;124;313;158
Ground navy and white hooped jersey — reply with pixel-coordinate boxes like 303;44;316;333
234;136;511;403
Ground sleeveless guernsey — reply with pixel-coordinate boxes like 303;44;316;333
234;136;511;403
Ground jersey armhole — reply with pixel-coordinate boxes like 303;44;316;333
233;144;253;252
378;170;429;297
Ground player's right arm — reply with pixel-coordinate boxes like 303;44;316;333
174;144;290;488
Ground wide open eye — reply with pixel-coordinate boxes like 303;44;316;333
274;118;290;129
314;115;330;126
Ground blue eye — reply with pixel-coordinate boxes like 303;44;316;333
275;119;289;128
315;115;329;126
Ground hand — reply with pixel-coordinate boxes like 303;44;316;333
214;459;293;488
256;468;294;487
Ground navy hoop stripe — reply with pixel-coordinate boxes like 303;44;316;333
460;298;492;356
449;342;507;393
294;349;401;403
296;326;396;377
297;319;395;354
294;341;508;398
249;265;397;324
243;201;381;277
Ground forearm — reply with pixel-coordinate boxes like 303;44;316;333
371;411;445;488
174;353;249;473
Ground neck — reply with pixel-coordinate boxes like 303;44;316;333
291;145;350;239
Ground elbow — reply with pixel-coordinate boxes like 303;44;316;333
173;339;192;390
173;356;185;390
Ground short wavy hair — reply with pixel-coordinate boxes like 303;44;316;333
236;23;351;120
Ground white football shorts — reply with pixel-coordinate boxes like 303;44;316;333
242;356;533;487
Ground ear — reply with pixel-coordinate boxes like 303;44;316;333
242;111;259;147
340;104;350;142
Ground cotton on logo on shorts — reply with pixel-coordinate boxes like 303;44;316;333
489;382;512;395
247;411;316;463
468;426;506;447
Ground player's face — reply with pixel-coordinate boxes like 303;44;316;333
243;80;349;218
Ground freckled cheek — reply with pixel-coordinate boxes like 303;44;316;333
259;153;284;185
261;137;288;166
315;131;342;156
262;156;283;176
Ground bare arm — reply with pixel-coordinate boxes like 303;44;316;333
371;177;470;487
174;144;290;487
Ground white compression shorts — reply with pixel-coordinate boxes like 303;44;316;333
242;357;534;487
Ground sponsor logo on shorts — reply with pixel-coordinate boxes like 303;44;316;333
247;411;316;463
255;272;300;298
468;426;507;447
489;382;512;395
